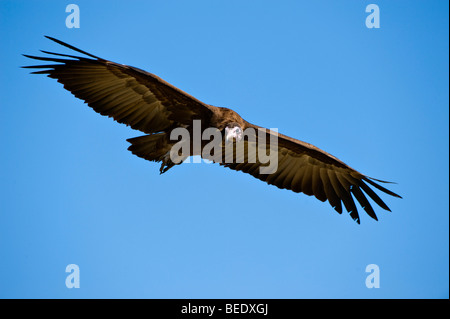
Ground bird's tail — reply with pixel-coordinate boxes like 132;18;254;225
127;133;182;174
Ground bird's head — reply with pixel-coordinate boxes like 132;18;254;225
224;122;243;143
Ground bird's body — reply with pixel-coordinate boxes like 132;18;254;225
23;36;401;223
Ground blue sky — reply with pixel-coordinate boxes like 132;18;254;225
0;0;448;298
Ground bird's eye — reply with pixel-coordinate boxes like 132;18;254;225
234;127;243;141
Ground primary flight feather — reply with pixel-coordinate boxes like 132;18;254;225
23;36;401;224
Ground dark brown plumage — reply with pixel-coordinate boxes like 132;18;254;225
23;36;401;223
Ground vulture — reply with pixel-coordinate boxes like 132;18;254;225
23;36;401;224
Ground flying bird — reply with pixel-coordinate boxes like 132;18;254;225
23;36;401;223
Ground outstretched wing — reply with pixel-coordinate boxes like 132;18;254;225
22;36;215;134
220;124;401;224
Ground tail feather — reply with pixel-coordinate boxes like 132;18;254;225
127;133;181;174
127;133;171;161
